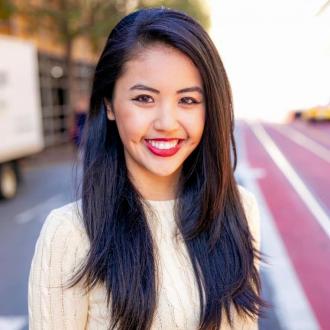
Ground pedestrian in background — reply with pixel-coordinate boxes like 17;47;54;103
70;94;89;147
28;7;268;329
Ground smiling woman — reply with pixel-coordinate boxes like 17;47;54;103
28;7;269;330
103;44;205;198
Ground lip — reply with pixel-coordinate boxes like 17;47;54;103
144;139;183;157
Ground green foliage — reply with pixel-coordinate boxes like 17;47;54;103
0;0;16;20
19;0;210;53
138;0;210;29
19;1;116;44
17;0;210;117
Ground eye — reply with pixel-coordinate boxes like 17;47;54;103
179;97;200;105
132;95;154;103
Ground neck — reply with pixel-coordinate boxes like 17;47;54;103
128;169;181;201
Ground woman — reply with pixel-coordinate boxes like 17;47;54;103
28;7;268;330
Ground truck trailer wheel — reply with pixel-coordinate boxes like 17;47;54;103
0;162;18;200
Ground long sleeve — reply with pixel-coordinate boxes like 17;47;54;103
28;207;90;330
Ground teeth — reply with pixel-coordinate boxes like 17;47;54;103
147;140;179;149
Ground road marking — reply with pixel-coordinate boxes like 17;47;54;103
292;122;330;147
15;194;65;224
236;161;266;182
250;122;330;239
0;316;27;330
239;166;320;330
273;125;330;163
239;123;320;330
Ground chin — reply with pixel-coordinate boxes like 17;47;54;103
149;166;181;178
152;170;178;177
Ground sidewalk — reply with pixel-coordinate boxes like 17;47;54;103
21;143;77;169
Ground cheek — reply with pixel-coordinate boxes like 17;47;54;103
115;106;149;142
184;110;205;141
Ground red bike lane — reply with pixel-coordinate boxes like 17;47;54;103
242;121;330;329
291;120;330;149
263;123;330;214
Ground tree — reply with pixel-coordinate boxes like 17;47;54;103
19;1;124;131
0;0;16;20
0;0;16;33
19;0;210;132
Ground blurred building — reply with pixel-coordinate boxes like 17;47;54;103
0;0;96;146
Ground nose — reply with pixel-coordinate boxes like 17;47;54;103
153;101;180;132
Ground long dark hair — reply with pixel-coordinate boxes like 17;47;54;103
70;7;268;330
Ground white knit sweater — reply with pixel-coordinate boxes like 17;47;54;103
28;185;260;329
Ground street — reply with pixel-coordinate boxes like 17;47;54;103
0;145;77;330
0;120;329;329
236;120;330;330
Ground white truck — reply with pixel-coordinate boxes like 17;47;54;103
0;37;44;199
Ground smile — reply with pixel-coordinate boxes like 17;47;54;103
144;139;183;157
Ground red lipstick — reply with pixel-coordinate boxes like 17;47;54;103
144;139;183;157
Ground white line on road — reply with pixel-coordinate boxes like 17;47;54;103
250;122;330;239
0;316;27;330
15;194;65;224
238;122;320;329
272;124;330;163
239;162;320;330
293;122;330;147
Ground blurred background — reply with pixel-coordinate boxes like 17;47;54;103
0;0;329;329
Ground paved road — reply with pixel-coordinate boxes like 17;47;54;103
0;120;329;329
0;145;79;330
238;120;330;330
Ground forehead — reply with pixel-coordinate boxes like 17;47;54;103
117;44;203;89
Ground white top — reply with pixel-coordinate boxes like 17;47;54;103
28;185;260;329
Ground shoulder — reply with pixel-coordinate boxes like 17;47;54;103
236;184;261;251
31;200;90;285
39;200;86;240
237;184;259;220
38;199;89;251
29;201;90;327
237;184;257;208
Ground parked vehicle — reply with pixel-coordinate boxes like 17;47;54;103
0;37;44;199
301;105;330;122
291;104;330;122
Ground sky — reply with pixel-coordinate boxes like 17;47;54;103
209;0;330;122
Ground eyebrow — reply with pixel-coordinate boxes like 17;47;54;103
129;84;204;95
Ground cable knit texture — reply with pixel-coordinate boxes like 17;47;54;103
28;185;260;329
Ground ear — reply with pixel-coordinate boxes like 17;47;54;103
104;98;115;121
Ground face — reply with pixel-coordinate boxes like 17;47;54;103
105;43;205;190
